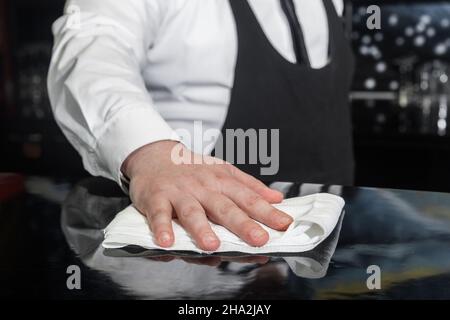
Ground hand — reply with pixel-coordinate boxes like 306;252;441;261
122;140;293;251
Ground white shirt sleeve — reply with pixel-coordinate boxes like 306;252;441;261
47;0;179;185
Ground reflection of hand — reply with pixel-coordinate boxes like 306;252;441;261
146;255;270;267
122;140;292;252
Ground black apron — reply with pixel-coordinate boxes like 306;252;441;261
215;0;355;186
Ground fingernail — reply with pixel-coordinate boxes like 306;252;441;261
250;228;267;241
203;234;219;246
159;232;171;245
280;216;293;226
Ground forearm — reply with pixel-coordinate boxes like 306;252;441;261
48;3;178;184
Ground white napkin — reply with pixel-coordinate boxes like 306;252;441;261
102;193;344;254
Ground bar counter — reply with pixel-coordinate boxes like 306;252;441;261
2;177;450;299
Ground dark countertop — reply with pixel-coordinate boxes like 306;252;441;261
1;176;450;299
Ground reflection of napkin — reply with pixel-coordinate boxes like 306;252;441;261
102;193;344;254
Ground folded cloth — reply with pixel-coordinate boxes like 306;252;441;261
102;193;344;254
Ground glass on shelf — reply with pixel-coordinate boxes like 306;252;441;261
415;60;450;136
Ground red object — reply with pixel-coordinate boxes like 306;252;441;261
0;173;25;202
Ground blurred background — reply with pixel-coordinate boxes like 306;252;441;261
1;0;450;192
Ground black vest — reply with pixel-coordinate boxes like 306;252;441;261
216;0;355;186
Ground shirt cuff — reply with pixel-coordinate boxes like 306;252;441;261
93;107;180;190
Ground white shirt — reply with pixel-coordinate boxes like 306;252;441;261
48;0;343;185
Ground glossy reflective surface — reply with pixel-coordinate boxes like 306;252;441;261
2;177;450;299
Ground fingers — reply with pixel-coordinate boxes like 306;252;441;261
220;179;292;231
227;165;284;203
170;193;220;251
195;192;270;247
146;195;175;248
